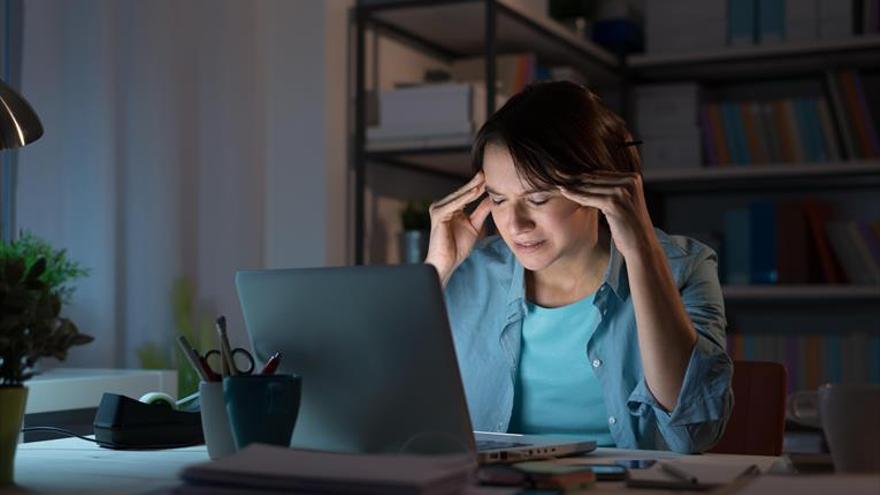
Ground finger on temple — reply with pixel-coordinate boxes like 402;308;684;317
469;196;492;228
560;184;617;196
433;181;485;212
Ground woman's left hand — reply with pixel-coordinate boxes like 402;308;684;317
557;171;656;260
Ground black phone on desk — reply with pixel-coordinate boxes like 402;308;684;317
588;464;628;481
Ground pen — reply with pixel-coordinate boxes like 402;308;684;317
259;352;282;375
176;336;209;382
215;316;235;376
660;462;699;485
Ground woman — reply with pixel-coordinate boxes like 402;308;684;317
425;81;732;454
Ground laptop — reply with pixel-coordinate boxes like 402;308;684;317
235;263;596;463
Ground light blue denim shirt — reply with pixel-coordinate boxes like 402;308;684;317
443;229;733;454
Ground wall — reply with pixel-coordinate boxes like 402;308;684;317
15;0;351;368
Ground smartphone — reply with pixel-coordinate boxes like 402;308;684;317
588;464;628;481
615;459;657;469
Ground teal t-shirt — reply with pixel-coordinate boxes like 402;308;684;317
508;292;615;446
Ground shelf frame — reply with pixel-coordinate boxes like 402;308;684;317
352;0;626;264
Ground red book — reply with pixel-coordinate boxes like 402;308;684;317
802;199;847;283
776;201;810;283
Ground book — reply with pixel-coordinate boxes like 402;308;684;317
706;103;732;165
178;444;476;495
824;71;859;160
802;199;847;283
825;221;880;284
758;0;786;43
815;98;842;161
772;99;797;162
839;71;877;158
741;101;768;163
750;201;778;284
729;0;757;46
724;208;751;284
776;201;810;283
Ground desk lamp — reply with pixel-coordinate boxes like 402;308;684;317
0;78;43;241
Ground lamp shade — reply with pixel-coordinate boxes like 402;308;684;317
0;78;43;150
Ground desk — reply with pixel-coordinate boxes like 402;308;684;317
8;437;789;494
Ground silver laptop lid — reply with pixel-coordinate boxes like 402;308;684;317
235;264;476;456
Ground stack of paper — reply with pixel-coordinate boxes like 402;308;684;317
367;83;483;151
175;443;476;495
636;83;703;171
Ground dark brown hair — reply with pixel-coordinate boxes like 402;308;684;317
472;81;640;188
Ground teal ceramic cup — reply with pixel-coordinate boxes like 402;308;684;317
223;374;301;450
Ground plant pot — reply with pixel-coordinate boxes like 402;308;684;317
399;230;429;264
0;386;28;486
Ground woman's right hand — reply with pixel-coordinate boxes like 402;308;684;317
424;171;492;288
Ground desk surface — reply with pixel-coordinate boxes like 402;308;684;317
7;437;790;494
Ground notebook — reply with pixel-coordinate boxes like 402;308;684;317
177;443;476;495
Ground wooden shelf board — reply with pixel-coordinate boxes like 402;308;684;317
366;0;622;86
629;35;880;81
723;284;880;301
643;161;880;192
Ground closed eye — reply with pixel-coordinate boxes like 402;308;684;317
528;198;548;206
490;197;505;205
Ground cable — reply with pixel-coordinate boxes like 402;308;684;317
22;426;99;444
22;426;203;450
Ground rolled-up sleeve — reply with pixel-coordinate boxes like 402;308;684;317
626;247;734;453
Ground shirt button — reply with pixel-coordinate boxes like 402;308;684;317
601;308;608;316
592;358;602;368
608;416;617;425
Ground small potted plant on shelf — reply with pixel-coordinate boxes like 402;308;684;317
0;231;92;486
399;200;432;264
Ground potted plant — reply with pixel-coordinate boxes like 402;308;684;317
0;232;92;485
399;200;432;264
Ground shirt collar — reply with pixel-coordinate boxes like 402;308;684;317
503;239;629;316
604;239;630;301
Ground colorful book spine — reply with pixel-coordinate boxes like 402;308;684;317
749;201;778;284
839;71;876;158
699;106;718;165
706;103;731;165
851;70;880;157
825;71;859;160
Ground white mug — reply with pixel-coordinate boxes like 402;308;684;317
788;383;880;473
199;381;237;460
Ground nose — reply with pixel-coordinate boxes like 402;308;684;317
507;202;535;236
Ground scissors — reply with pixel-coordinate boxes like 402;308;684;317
203;347;256;376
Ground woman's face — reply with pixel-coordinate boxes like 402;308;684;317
482;144;598;273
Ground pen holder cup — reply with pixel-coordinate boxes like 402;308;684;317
223;373;301;450
199;381;237;460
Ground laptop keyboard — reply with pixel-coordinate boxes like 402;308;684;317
476;439;530;451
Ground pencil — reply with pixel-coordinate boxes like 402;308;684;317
215;316;235;376
176;336;209;382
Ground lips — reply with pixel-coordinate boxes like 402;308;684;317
514;240;545;252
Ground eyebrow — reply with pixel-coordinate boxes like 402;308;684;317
485;186;551;196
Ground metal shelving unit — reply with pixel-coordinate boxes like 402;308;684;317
352;0;627;264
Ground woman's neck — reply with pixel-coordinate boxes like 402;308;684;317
526;229;610;308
